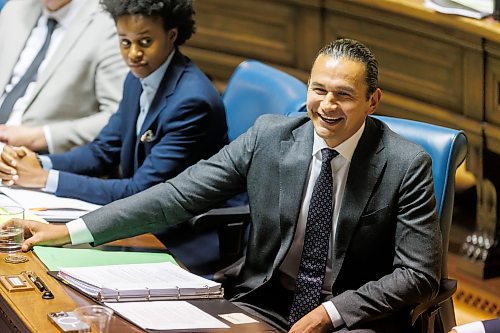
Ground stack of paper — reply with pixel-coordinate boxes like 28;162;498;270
57;262;224;302
106;301;230;330
424;0;494;19
0;187;101;222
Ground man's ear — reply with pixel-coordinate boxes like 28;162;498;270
367;88;382;115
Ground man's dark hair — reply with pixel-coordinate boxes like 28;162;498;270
100;0;196;46
316;38;378;100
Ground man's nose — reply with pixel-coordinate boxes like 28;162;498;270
321;92;337;111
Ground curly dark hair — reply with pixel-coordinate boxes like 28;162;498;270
100;0;196;46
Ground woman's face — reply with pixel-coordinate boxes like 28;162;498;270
116;15;177;78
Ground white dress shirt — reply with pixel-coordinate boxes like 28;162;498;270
0;0;84;153
278;122;365;328
452;321;486;333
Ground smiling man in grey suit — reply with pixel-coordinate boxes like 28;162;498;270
15;39;441;332
0;0;127;153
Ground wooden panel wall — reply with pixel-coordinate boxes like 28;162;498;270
184;0;322;89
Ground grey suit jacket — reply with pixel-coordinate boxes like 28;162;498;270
82;115;441;331
0;0;127;152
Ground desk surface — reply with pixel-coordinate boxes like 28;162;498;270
0;234;276;333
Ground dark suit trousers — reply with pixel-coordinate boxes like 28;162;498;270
233;277;294;332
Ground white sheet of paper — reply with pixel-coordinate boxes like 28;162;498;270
0;187;101;210
105;301;230;330
219;312;258;324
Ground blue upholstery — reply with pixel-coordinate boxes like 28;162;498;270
223;60;307;141
0;0;6;11
163;60;307;278
373;115;468;333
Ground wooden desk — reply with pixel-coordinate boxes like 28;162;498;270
0;234;276;332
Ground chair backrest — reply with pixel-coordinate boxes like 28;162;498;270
373;115;468;332
222;60;307;142
373;115;467;273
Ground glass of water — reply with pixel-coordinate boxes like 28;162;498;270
0;206;25;253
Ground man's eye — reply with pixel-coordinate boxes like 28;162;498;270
313;88;327;95
337;92;352;98
120;40;130;47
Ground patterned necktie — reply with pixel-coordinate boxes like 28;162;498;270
0;18;58;123
288;148;338;325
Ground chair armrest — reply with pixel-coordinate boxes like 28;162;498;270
188;205;250;266
188;205;250;232
410;278;457;326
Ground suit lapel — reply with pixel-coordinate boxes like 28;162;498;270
331;117;386;283
121;77;142;176
0;2;41;93
134;51;186;168
138;50;186;136
25;0;98;108
275;121;314;268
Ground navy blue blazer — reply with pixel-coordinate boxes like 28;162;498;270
48;50;227;205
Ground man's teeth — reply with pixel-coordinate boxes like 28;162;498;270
319;114;340;123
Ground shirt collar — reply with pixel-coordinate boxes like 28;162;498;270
312;121;366;162
140;49;175;92
42;0;85;29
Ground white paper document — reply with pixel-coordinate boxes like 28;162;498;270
424;0;493;19
0;187;101;221
58;262;223;302
105;301;230;330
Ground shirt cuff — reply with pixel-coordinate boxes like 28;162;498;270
452;321;486;333
38;155;53;170
66;218;94;245
322;301;345;328
42;169;59;193
43;125;54;154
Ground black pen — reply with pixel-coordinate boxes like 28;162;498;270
36;276;54;299
25;272;54;299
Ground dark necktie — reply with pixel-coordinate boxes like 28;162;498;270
0;18;57;123
288;148;338;326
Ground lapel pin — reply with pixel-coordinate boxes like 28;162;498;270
140;129;156;143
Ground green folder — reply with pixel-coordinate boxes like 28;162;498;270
33;246;178;271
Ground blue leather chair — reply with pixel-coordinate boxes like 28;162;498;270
373;115;468;333
160;60;307;278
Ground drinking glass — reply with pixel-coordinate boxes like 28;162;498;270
74;305;114;333
0;206;25;253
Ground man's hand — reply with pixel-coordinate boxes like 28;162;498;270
0;145;48;188
0;125;47;151
5;219;72;251
449;330;457;333
289;305;333;333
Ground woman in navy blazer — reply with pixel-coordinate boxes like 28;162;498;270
0;0;227;205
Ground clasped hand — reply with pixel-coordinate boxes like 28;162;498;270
0;145;48;188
